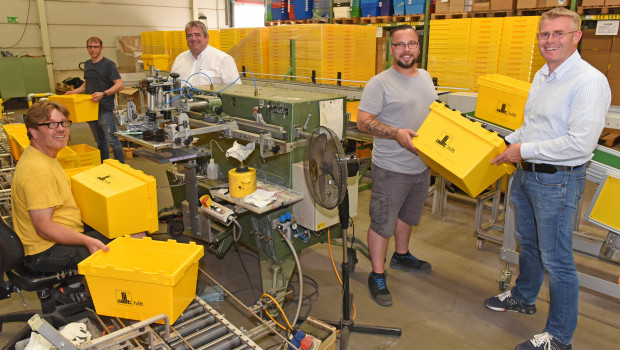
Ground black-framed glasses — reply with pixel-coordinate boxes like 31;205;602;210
391;41;419;50
536;31;577;40
38;120;72;129
87;45;101;49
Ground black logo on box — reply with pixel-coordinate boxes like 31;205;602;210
435;132;455;153
116;290;132;305
496;102;516;117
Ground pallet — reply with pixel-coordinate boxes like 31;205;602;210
265;18;328;26
334;17;360;24
470;10;513;17
392;14;425;22
359;16;392;24
578;6;620;15
431;12;468;19
515;6;565;16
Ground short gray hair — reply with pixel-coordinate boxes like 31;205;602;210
541;7;580;31
185;21;208;36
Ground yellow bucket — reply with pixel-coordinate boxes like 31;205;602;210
228;166;257;198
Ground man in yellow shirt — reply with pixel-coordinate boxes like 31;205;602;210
11;100;110;273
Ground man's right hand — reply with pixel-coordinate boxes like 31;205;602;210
396;128;419;154
86;237;110;255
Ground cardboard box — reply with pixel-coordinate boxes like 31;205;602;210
516;0;543;8
436;0;450;13
581;29;614;51
118;87;145;114
607;52;620;80
581;49;611;76
582;0;605;5
542;0;567;6
449;0;466;12
116;36;142;73
473;1;491;11
608;79;620;106
490;0;514;10
611;36;620;52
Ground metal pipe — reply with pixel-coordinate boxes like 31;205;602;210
153;302;204;333
189;101;210;111
170;323;228;350
174;313;217;337
199;333;240;350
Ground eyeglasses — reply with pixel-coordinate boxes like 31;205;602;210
87;45;101;49
38;120;72;129
536;31;577;40
391;41;419;50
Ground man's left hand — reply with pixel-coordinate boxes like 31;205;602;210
396;128;419;154
492;143;522;165
91;92;105;103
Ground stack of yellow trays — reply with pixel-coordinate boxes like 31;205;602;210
141;31;170;70
497;16;544;82
428;18;472;91
343;25;376;87
227;28;270;76
467;18;504;91
168;31;188;69
268;26;295;78
208;29;221;50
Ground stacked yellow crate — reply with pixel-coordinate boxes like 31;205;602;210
169;31;188;69
497;16;543;83
268;25;295;78
467;17;503;91
344;25;376;87
428;18;472;91
141;31;170;71
208;30;221;50
227;28;270;77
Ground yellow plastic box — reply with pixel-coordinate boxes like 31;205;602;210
12;134;30;160
57;147;78;169
64;166;95;181
475;74;531;131
3;124;27;158
71;159;159;238
78;236;204;323
68;144;101;167
412;101;515;198
48;94;99;123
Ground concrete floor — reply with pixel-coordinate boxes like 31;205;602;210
1;106;620;349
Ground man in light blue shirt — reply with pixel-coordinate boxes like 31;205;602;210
485;8;611;350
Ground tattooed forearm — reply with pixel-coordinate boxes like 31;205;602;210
360;118;399;139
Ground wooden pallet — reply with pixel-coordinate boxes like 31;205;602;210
600;128;620;147
431;12;468;19
515;6;565;16
392;14;425;22
359;16;392;24
578;5;620;15
470;10;513;17
334;17;360;24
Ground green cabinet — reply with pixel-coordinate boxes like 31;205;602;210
0;57;50;100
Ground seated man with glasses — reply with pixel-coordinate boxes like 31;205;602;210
11;100;111;274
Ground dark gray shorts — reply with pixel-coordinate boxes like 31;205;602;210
369;165;430;238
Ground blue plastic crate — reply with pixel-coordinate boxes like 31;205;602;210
290;0;313;19
394;4;405;15
361;5;380;16
405;2;424;14
360;0;380;6
271;9;289;20
379;1;393;16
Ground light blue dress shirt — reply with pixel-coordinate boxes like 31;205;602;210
506;50;611;166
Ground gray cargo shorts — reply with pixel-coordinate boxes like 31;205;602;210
369;165;430;237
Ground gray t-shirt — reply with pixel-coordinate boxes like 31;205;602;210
359;67;438;174
84;57;121;113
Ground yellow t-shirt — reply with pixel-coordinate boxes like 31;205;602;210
11;146;84;256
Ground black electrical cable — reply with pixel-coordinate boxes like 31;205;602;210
2;0;31;49
235;243;258;303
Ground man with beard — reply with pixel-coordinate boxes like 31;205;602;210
357;25;437;306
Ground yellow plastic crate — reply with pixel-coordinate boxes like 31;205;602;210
57;147;78;169
412;101;515;198
12;134;30;160
142;54;170;71
68;144;101;167
78;236;204;323
48;94;99;123
64;166;95;180
70;159;158;238
475;74;531;130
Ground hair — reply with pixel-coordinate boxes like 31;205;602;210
25;100;70;139
185;20;208;37
86;37;103;46
391;25;417;40
541;7;580;31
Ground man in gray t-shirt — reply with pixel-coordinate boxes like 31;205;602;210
357;25;437;307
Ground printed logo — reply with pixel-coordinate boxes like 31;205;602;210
116;290;144;307
435;132;455;153
496;102;516;117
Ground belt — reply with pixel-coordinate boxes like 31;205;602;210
520;161;585;174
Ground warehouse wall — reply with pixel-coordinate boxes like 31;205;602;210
0;0;227;87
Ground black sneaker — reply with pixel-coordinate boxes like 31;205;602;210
368;272;392;306
389;251;432;273
515;332;572;350
485;290;536;314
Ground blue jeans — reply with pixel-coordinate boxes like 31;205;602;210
510;165;586;344
88;110;125;163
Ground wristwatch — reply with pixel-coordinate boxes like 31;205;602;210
102;91;108;97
